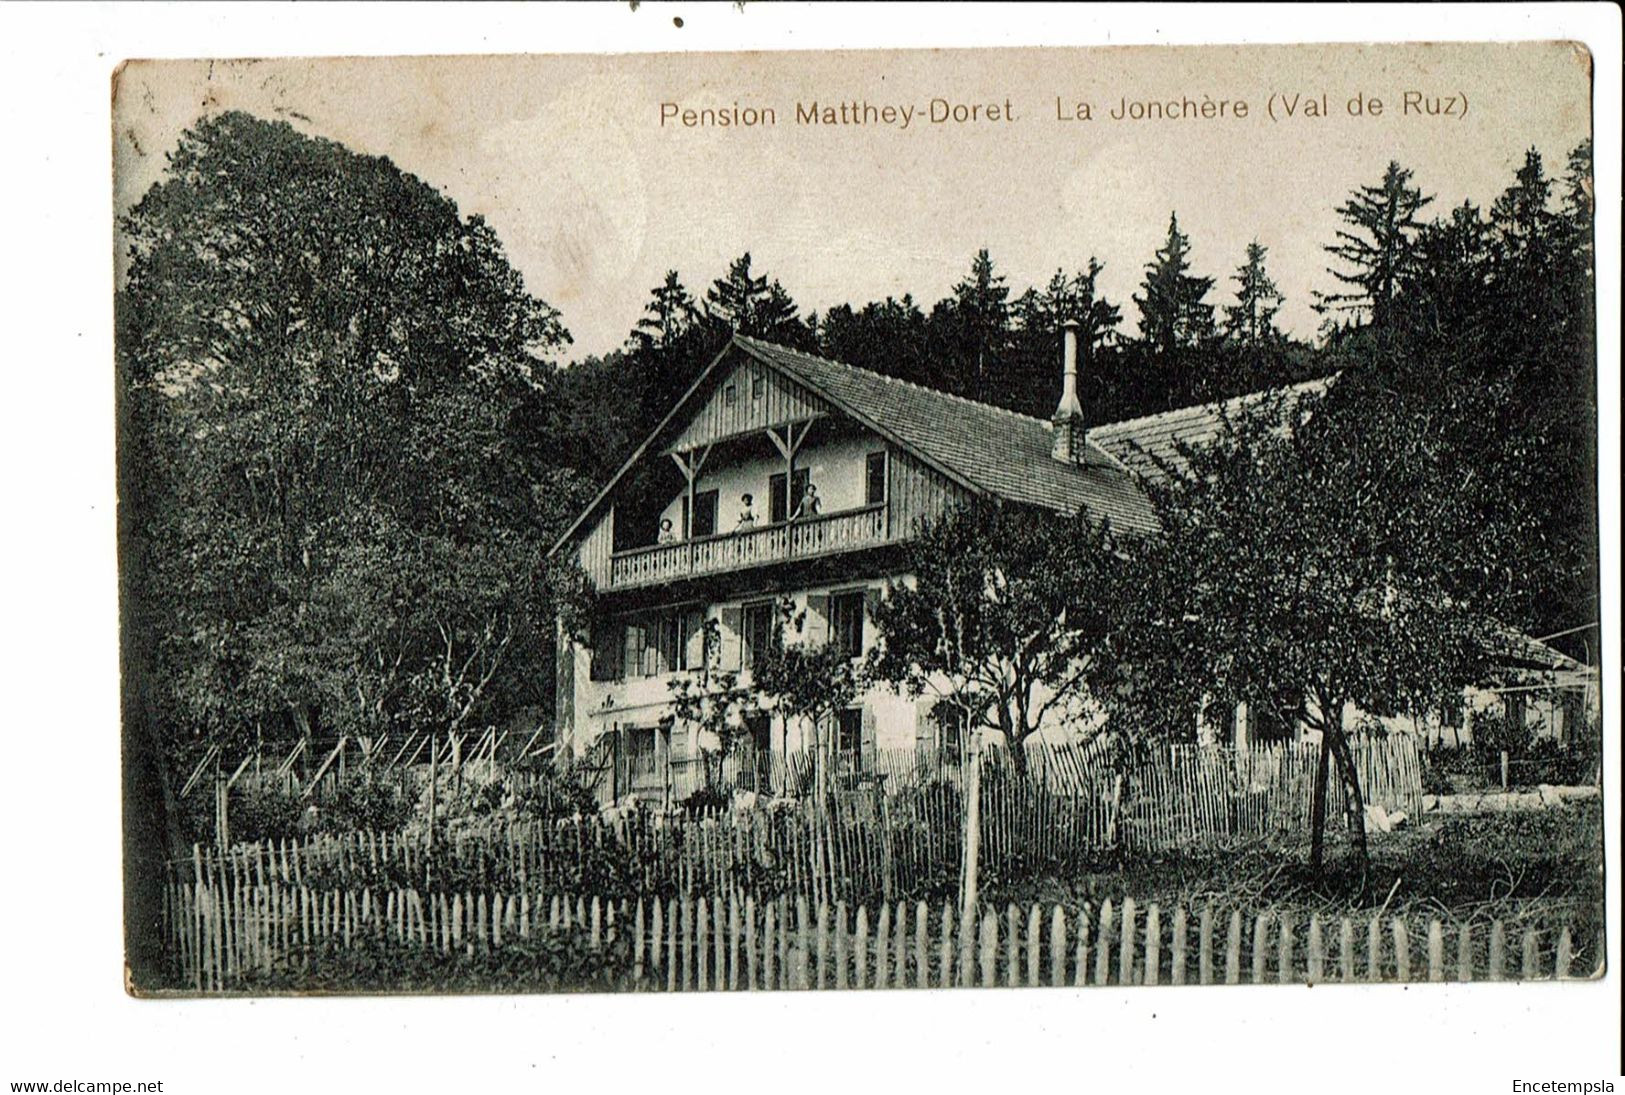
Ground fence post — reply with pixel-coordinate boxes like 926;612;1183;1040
1224;909;1242;985
1095;899;1115;986
1366;916;1383;982
1488;920;1506;982
1555;928;1574;980
1251;912;1269;984
1144;904;1161;987
1026;904;1043;987
1170;906;1187;986
1051;905;1068;987
1120;898;1138;987
1307;915;1324;983
1427;920;1444;982
1277;913;1294;985
696;896;709;992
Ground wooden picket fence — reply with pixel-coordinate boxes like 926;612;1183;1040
164;875;1601;993
175;736;1424;906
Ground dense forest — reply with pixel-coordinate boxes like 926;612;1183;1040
119;112;1598;816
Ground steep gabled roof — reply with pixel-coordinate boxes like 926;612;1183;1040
732;337;1158;534
1088;376;1337;479
550;337;1342;556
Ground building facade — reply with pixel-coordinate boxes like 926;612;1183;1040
549;332;1595;803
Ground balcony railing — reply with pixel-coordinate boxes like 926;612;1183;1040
609;503;886;589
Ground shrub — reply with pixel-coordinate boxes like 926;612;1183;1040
241;922;647;994
679;786;730;817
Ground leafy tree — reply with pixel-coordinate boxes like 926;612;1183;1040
1316;160;1434;331
1377;143;1597;650
867;500;1120;778
751;599;867;800
1223;240;1285;348
662;618;760;793
1134;212;1215;360
118;112;575;826
1113;383;1525;877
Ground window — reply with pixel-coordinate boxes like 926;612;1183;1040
741;600;779;670
829;590;866;658
836;707;864;770
866;451;887;506
657;613;682;674
741;713;772;792
768;469;809;524
751;369;764;399
691;490;718;538
936;705;967;764
625;726;659;780
589;619;624;682
724;383;738;406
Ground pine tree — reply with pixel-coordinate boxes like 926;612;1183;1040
1008;262;1121;417
1316;160;1433;331
1134;213;1215;358
703;252;813;348
1223;240;1284;348
705;253;770;331
940;249;1011;403
633;270;697;352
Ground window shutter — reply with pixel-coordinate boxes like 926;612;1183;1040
683;610;706;670
622;624;641;681
804;593;830;646
718;606;743;670
862;587;881;653
860;705;877;773
915;698;938;770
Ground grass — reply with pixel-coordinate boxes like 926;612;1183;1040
990;800;1605;933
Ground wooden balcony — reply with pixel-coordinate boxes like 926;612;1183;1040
609;503;887;590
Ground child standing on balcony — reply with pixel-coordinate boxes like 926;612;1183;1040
736;493;758;529
793;482;821;520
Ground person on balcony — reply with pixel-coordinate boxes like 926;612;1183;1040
736;493;758;530
792;482;821;520
657;517;676;544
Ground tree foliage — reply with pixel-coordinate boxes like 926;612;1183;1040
119;111;577;773
1113;378;1532;874
1316;160;1434;331
867;501;1122;774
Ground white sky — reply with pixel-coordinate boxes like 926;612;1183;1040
114;43;1592;362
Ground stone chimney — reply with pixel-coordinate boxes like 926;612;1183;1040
1051;321;1085;462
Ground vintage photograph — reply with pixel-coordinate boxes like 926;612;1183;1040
115;42;1602;997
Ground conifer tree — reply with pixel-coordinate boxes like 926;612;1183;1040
1223;240;1284;348
1134;213;1215;357
1316;160;1433;331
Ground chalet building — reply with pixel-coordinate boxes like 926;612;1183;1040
549;329;1595;801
